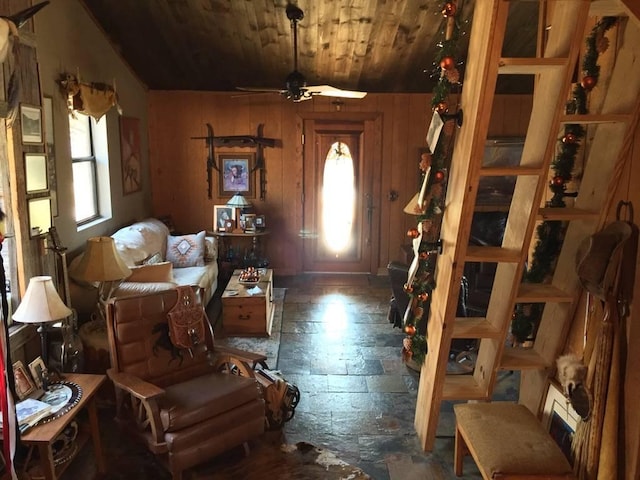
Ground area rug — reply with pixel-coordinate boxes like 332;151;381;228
191;438;371;480
215;288;286;369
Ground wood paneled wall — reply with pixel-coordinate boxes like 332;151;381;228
148;92;532;275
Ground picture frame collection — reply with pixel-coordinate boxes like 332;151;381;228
213;205;266;233
21;100;55;237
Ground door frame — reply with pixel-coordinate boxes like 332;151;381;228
296;112;383;274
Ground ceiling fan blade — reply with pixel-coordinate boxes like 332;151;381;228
306;85;368;99
236;86;287;94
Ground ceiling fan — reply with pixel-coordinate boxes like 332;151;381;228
237;4;367;102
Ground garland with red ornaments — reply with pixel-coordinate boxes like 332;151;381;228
510;16;617;342
401;1;464;366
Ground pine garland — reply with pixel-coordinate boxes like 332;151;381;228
402;1;464;365
510;17;616;343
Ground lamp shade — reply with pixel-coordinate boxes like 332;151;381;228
13;276;72;324
71;236;131;282
226;193;252;209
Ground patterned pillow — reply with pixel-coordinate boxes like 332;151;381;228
166;231;205;268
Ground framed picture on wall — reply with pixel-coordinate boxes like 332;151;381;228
218;153;254;197
25;153;48;193
20;104;43;145
28;197;52;237
542;381;579;463
43;95;59;216
120;116;142;195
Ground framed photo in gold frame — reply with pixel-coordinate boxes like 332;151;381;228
218;153;255;198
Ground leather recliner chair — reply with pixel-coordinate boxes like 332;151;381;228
105;288;265;480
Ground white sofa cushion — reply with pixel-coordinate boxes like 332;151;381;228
112;218;170;266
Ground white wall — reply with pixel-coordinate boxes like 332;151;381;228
34;0;151;252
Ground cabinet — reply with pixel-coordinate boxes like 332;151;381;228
415;1;640;452
209;230;269;268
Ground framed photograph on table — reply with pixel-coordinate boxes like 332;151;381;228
214;205;235;232
28;356;46;389
255;215;266;230
243;213;257;232
13;361;36;400
20;104;43;145
218;153;255;198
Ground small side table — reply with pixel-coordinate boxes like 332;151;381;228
20;373;107;480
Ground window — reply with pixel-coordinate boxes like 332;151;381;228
321;142;355;253
69;113;111;224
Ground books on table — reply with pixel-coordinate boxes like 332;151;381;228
0;398;53;433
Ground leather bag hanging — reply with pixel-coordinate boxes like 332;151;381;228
166;286;206;355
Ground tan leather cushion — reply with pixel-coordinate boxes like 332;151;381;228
454;403;573;476
127;261;174;282
159;373;260;432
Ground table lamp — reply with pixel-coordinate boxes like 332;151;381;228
13;276;72;368
226;193;253;233
71;236;131;321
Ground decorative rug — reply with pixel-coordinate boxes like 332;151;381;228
191;437;372;480
215;288;286;368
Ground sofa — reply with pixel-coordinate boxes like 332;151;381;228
70;218;219;318
69;218;219;373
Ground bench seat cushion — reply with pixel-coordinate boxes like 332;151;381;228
454;403;573;477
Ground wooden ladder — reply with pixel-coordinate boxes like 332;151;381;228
414;0;640;451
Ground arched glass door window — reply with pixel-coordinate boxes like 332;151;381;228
322;142;355;253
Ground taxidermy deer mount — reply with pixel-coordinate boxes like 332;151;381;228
57;72;123;121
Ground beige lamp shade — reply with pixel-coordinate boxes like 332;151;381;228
72;236;131;282
13;276;72;324
226;193;253;209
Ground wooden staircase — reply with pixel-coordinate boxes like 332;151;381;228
414;0;640;451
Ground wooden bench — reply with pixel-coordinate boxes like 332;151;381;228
454;403;576;479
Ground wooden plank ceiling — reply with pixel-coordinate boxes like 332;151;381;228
79;0;537;94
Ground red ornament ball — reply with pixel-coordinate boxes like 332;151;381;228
404;324;417;336
552;176;565;187
403;283;413;294
435;102;448;114
419;252;428;260
418;292;429;302
562;133;577;144
442;2;457;17
434;170;445;182
581;75;597;90
407;228;420;238
440;56;455;71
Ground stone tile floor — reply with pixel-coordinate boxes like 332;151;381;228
275;273;520;480
34;273;519;479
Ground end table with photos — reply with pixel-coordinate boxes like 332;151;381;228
209;229;269;269
19;373;106;480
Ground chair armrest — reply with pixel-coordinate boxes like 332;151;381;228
108;369;166;444
108;369;165;400
214;345;268;369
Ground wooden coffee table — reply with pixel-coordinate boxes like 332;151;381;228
20;373;106;480
222;269;274;336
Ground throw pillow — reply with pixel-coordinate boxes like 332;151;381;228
127;262;174;283
166;231;206;268
143;252;164;265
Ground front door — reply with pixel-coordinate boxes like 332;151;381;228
302;120;373;272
